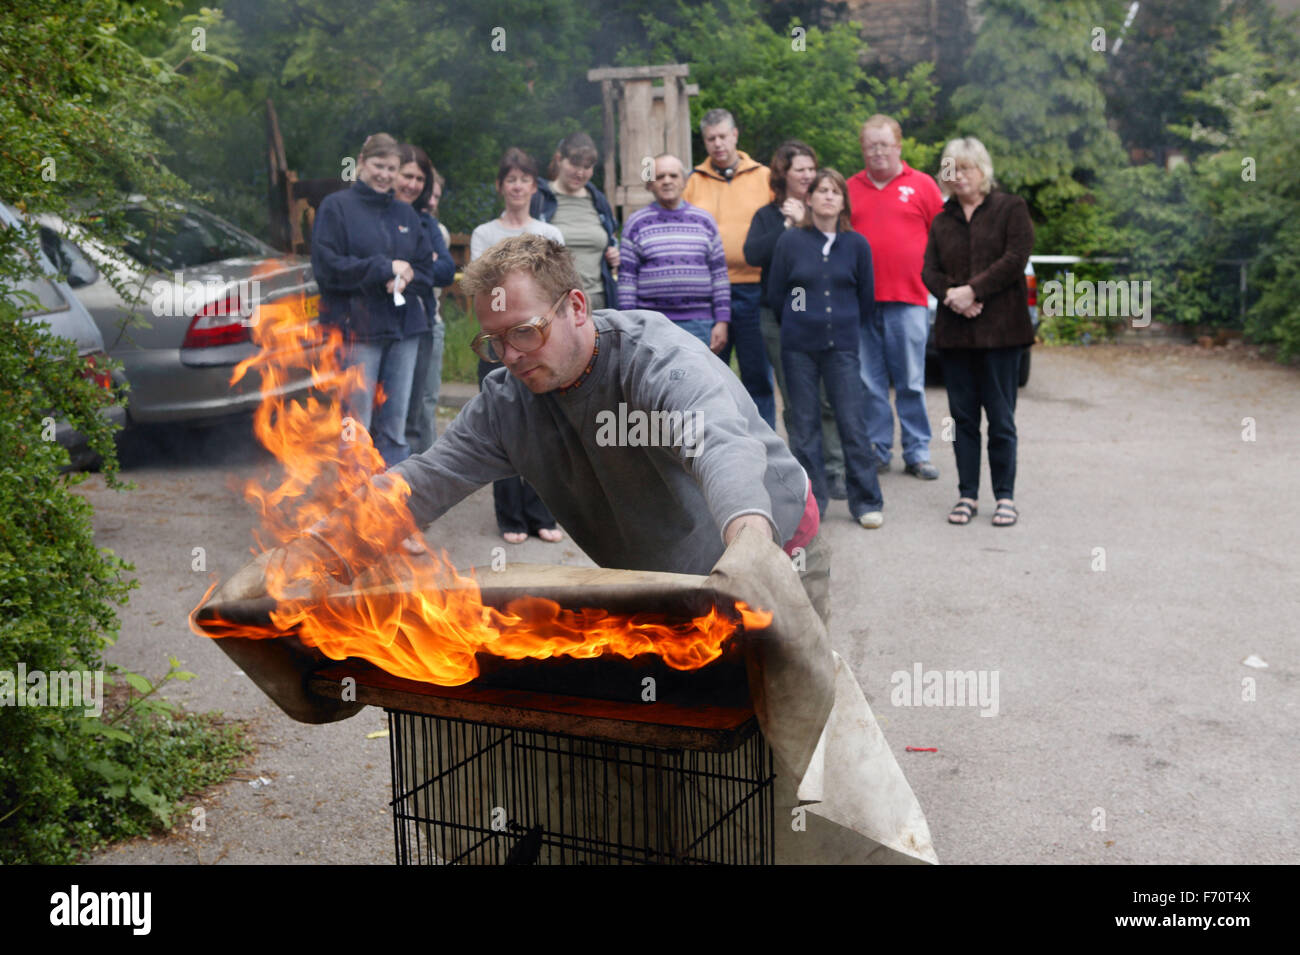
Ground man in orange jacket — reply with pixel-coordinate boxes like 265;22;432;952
683;108;776;428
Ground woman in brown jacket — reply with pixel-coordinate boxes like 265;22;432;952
922;137;1034;527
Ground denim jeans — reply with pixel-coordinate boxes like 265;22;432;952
783;347;883;519
343;334;421;468
405;319;446;455
859;302;932;466
760;306;844;481
674;318;714;349
939;346;1021;500
718;282;776;428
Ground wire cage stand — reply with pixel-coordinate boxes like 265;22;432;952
387;708;775;865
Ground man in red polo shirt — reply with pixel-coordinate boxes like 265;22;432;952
847;114;944;480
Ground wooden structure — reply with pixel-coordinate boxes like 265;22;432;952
587;65;699;222
265;99;348;255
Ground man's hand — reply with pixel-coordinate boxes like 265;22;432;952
391;259;414;283
710;321;730;354
723;513;776;547
604;245;620;269
944;284;977;312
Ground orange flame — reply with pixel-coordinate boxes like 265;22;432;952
198;270;771;685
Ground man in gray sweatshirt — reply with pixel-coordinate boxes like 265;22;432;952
267;234;827;619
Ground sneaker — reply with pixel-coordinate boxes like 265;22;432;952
858;511;884;529
828;475;848;500
905;460;940;480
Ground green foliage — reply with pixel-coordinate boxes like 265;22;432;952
1;660;251;864
440;299;481;385
951;0;1126;251
628;0;938;177
1035;260;1129;344
165;0;654;235
1095;11;1300;352
0;0;252;863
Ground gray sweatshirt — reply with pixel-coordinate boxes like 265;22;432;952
392;309;809;575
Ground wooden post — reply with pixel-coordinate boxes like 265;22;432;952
601;78;617;203
588;65;696;223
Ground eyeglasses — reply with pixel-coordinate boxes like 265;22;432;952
863;143;899;154
470;291;572;363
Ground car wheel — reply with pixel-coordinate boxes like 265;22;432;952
1018;348;1031;388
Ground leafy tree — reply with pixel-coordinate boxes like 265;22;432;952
166;0;650;235
950;0;1127;251
0;0;247;863
626;0;939;177
1102;0;1280;165
1178;15;1300;355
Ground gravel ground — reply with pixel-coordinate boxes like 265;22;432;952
82;342;1299;865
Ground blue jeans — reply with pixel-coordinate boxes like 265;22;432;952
405;319;446;455
344;335;421;468
783;347;883;519
859;302;932;465
718;282;776;428
674;318;714;348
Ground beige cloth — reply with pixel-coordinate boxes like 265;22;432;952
709;524;938;864
202;525;938;863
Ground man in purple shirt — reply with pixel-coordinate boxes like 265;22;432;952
618;154;730;353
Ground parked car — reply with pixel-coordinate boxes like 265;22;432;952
1;203;126;469
925;260;1038;387
36;199;324;426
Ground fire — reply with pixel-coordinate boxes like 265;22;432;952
196;271;771;686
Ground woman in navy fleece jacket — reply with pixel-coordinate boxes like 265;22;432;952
767;168;884;527
312;133;435;467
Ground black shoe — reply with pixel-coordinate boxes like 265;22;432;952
828;476;847;500
904;460;940;480
876;457;891;473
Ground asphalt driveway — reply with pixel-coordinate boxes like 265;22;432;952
84;342;1299;864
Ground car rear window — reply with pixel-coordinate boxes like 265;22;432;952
120;207;273;270
9;275;70;318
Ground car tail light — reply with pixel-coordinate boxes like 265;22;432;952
181;292;252;348
82;352;113;391
1025;272;1037;308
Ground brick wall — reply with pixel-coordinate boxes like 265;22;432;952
838;0;978;85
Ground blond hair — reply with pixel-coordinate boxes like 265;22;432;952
861;114;902;145
359;132;401;161
940;137;995;195
460;234;584;312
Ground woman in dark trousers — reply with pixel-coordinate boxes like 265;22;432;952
311;133;435;468
530;131;620;310
921;136;1034;527
743;140;846;497
767;169;884;528
471;148;566;544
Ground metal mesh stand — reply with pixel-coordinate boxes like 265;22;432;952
387;709;775;865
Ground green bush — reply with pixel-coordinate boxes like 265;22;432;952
441;299;481;385
0;0;255;863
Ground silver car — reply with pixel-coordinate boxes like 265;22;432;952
37;201;324;426
2;202;126;468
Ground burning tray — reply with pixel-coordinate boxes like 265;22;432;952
193;561;755;726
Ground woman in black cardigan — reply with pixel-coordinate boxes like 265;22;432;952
922;137;1034;527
